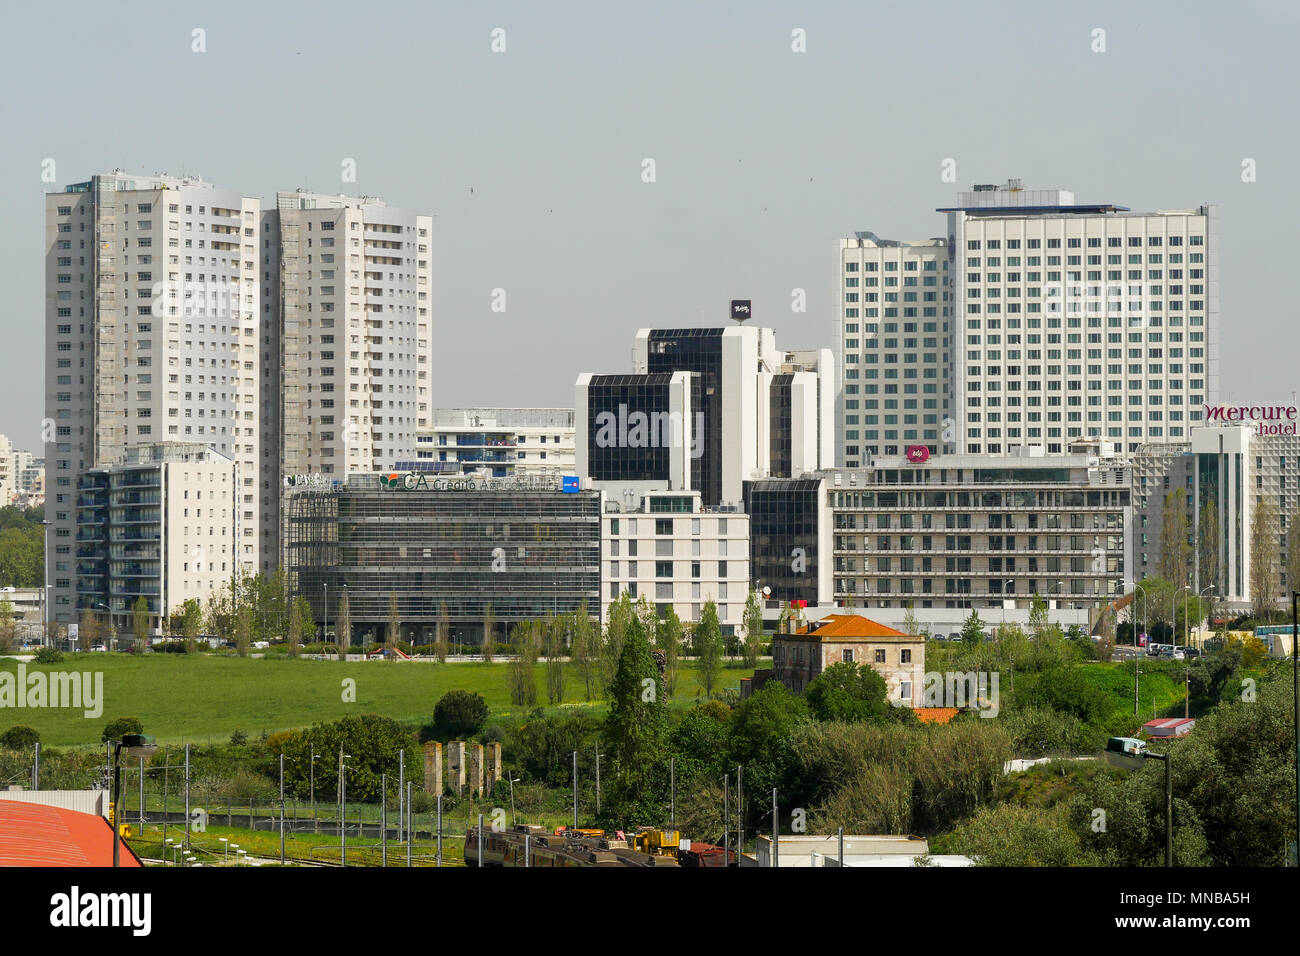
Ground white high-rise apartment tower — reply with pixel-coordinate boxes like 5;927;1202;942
942;180;1219;457
835;233;952;467
44;171;263;623
260;191;433;569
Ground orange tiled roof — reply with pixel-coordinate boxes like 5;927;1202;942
915;707;960;725
791;614;910;639
0;801;141;867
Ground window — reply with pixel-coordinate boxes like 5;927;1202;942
842;648;854;663
874;649;886;664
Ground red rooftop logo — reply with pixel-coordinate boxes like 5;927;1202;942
906;445;930;463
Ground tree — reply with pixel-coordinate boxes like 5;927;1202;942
131;596;150;648
77;608;100;653
180;597;203;654
544;614;566;705
902;603;921;638
336;589;351;660
601;592;634;696
805;661;889;722
1158;489;1192;589
1249;497;1279;620
694;599;723;698
386;590;401;648
432;690;488;739
656;605;683;697
961;609;987;646
0;598;14;654
435;601;450;662
570;601;597;700
742;590;764;668
1199;498;1220;594
235;602;252;658
0;725;39;750
287;595;314;657
481;603;495;661
507;620;539;707
101;716;144;743
1027;592;1050;641
602;612;667;821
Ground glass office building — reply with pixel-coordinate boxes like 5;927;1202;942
284;473;601;644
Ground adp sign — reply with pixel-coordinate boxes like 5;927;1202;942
905;445;930;464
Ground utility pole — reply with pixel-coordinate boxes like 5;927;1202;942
406;781;413;868
380;773;387;867
723;773;729;864
772;788;779;868
571;750;578;828
279;752;285;865
595;751;602;815
32;742;39;790
436;793;443;868
737;765;749;852
398;749;405;843
184;743;191;850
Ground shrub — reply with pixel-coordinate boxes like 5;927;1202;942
432;690;488;739
101;716;144;743
33;646;63;664
0;725;40;750
229;730;248;747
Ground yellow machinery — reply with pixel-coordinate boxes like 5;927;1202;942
632;827;681;857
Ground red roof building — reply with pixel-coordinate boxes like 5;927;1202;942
0;801;142;867
1143;717;1195;738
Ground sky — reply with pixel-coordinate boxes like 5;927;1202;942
1;0;1296;450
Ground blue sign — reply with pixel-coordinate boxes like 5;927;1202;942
561;476;580;493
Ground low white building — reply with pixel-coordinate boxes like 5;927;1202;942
601;489;750;634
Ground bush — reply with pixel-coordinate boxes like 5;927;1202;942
432;690;488;739
0;725;40;750
153;639;188;654
101;716;144;743
33;646;63;664
229;730;248;747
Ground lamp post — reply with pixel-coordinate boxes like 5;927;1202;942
111;734;157;867
595;752;604;815
1104;737;1172;866
40;519;51;647
508;775;520;826
323;582;328;654
340;754;352;866
1133;584;1148;648
1172;585;1190;647
310;746;319;834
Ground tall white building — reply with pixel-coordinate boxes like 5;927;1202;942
260;190;433;571
44;171;263;622
835;234;952;467
943;180;1219;458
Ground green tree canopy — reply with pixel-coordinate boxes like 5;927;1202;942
805;661;890;723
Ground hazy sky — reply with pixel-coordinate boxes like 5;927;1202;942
2;0;1296;450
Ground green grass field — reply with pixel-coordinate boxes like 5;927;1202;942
0;654;758;747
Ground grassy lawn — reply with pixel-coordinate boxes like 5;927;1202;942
1078;661;1186;719
0;654;760;747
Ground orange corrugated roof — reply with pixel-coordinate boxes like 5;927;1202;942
793;614;909;639
0;801;141;867
915;708;960;725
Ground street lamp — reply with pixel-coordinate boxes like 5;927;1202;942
95;602;111;651
1133;584;1148;649
112;734;157;867
508;775;521;825
1172;585;1190;647
1103;736;1173;866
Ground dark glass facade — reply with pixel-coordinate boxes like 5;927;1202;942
769;374;794;479
284;476;601;642
647;329;724;505
585;373;676;482
743;478;823;606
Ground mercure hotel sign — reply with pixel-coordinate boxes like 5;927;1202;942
1203;403;1298;436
